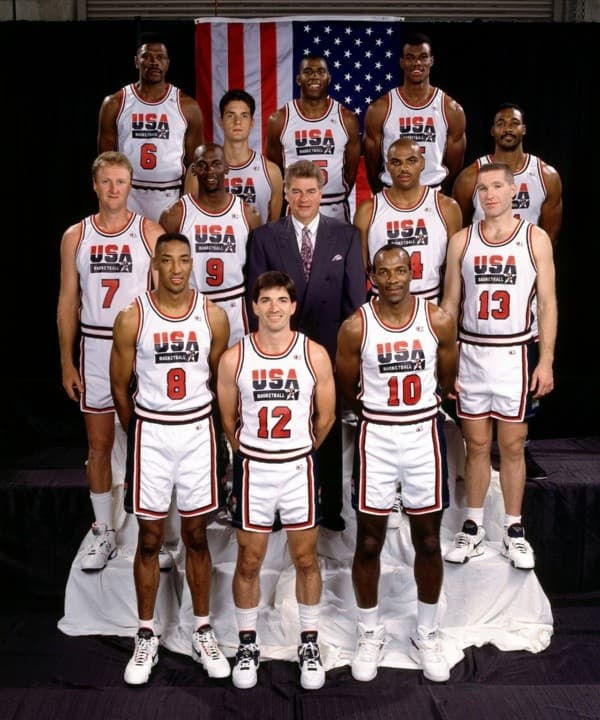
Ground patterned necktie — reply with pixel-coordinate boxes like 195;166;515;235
300;226;313;279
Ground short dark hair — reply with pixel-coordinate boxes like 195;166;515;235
253;271;297;303
155;232;190;252
402;32;432;52
494;102;525;122
219;89;256;117
136;32;168;51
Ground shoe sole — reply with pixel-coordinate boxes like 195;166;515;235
191;648;231;678
232;666;259;689
81;546;118;572
351;665;378;682
300;675;325;690
408;643;449;683
502;547;535;570
444;544;484;564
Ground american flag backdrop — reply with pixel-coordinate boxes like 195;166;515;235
194;16;405;212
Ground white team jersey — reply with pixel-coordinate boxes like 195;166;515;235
367;187;449;299
177;194;250;301
224;150;273;223
380;87;449;188
75;213;153;338
459;220;537;345
235;332;317;461
358;297;441;424
116;83;188;190
280;99;350;206
472;154;548;224
132;290;214;421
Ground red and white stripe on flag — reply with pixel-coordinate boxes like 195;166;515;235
195;18;294;152
194;16;405;213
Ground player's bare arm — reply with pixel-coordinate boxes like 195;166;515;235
181;93;205;167
439;193;463;238
363;97;387;194
429;303;458;398
341;107;362;190
442;95;467;195
440;228;468;320
110;301;139;432
307;340;336;449
530;227;557;399
57;222;86;401
158;198;185;234
265;159;284;220
265;109;285;172
334;311;363;415
353;198;376;272
539;163;563;247
206;300;231;383
243;202;263;232
97;91;122;153
451;163;477;227
217;343;242;452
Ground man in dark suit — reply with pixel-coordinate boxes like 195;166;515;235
246;160;365;530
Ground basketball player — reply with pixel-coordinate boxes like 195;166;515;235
217;271;336;690
57;151;162;571
98;32;204;222
354;138;462;527
442;163;557;570
265;54;361;221
336;244;458;682
110;232;231;686
364;32;466;196
160;142;262;347
185;89;283;222
452;103;562;480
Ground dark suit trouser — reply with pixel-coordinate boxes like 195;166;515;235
316;412;344;526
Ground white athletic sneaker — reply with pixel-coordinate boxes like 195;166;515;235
191;625;231;678
158;544;173;571
232;632;260;689
502;523;535;570
124;628;159;685
387;491;403;529
297;631;325;690
444;520;485;564
351;622;385;682
409;626;449;682
80;522;117;571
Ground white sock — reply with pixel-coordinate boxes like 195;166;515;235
194;615;210;630
139;617;155;633
465;506;484;527
358;605;379;628
504;514;521;529
417;600;439;631
90;490;113;528
298;602;320;634
235;606;259;633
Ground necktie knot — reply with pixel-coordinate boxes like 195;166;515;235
301;226;313;279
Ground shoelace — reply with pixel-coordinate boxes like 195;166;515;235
300;642;321;667
133;637;154;666
454;532;472;548
195;631;222;660
236;643;258;668
510;537;530;554
357;632;382;660
415;632;442;659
